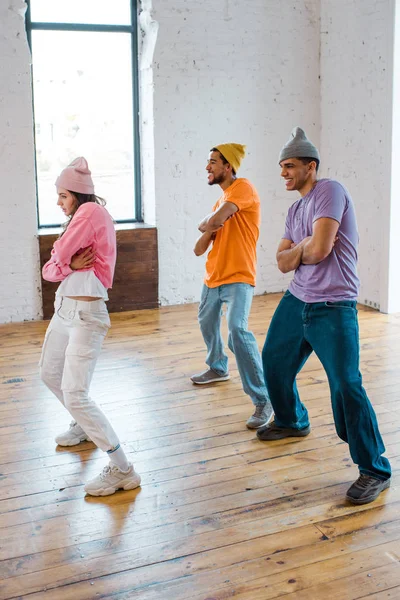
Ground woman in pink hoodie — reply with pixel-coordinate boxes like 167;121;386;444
40;157;140;496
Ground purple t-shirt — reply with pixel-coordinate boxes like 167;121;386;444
283;178;360;303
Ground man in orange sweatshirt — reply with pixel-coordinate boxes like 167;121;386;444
192;143;272;430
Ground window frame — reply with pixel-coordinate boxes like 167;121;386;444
25;0;142;229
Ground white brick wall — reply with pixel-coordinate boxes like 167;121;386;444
320;0;395;310
0;0;398;321
385;0;400;313
0;0;42;323
150;0;321;305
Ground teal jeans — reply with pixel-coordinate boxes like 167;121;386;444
262;291;391;480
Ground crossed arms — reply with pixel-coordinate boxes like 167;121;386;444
277;217;339;273
193;205;339;268
193;201;238;256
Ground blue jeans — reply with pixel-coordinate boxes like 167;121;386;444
198;283;269;406
262;291;391;480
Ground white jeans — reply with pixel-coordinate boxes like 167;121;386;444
39;296;120;452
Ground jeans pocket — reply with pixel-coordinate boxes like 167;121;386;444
325;300;356;309
62;344;100;392
78;310;110;332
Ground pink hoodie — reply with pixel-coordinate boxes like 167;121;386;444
42;203;116;289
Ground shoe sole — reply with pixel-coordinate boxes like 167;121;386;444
246;412;274;430
85;476;141;497
346;479;391;505
55;436;92;447
191;375;230;385
257;426;311;440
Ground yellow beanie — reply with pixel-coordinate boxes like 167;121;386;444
215;143;246;173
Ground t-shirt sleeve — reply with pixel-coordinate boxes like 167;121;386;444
313;181;347;225
282;211;293;241
224;181;254;211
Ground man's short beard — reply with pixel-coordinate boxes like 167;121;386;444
208;173;225;186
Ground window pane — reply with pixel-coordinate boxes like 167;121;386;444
31;30;136;226
30;0;131;25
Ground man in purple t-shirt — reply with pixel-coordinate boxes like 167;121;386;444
258;127;391;505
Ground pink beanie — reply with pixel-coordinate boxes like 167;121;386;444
55;157;94;194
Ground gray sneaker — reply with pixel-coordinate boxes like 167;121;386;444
246;402;274;429
346;474;391;505
190;368;230;385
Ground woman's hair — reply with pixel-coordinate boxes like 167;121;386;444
59;192;106;237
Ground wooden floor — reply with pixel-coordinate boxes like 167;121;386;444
0;293;399;600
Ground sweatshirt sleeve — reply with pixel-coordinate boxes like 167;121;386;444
42;215;95;282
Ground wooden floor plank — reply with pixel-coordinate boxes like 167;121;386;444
358;589;400;599
0;294;398;600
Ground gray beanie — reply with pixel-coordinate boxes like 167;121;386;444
279;127;320;162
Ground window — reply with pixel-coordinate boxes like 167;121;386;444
26;0;141;227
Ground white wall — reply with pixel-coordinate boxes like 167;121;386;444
0;0;398;322
150;0;321;305
320;0;396;310
0;0;42;323
384;0;400;313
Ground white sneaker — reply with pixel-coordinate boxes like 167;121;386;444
84;463;141;496
55;421;91;446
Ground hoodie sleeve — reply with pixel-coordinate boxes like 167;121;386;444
42;214;96;282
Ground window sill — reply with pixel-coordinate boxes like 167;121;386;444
37;222;155;236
